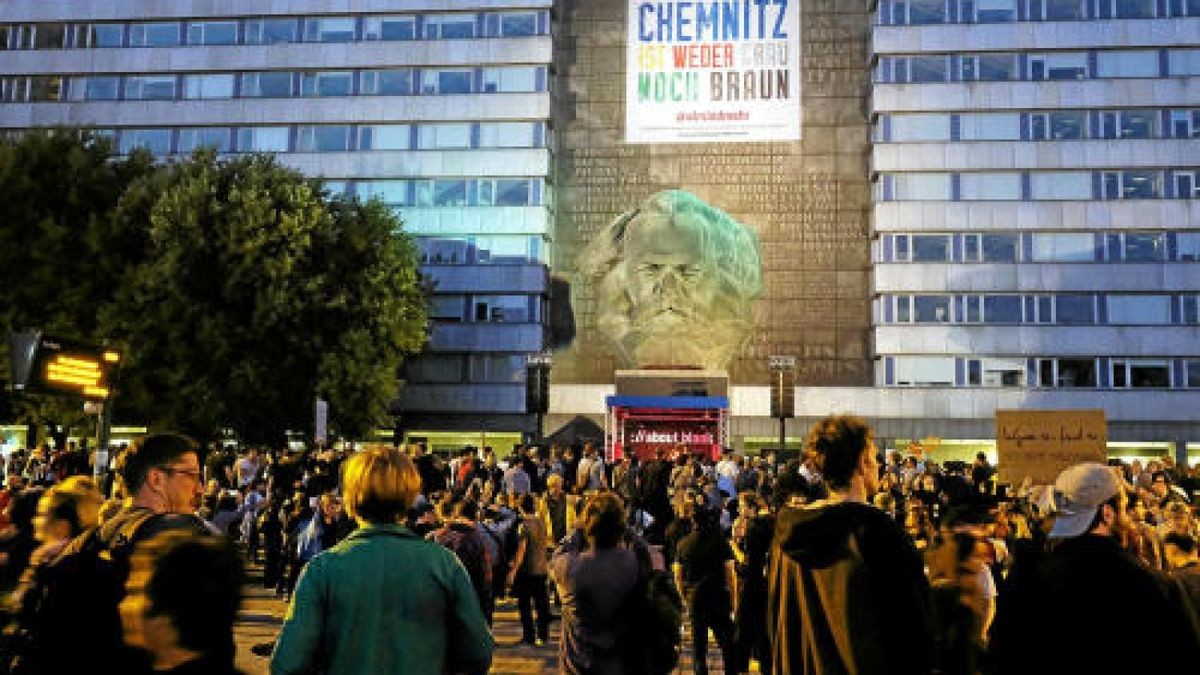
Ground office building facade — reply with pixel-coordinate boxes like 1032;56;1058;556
0;0;555;446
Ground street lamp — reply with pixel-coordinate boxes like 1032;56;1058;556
525;353;552;443
768;355;796;466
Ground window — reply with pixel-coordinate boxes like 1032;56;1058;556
1099;110;1156;139
961;53;1017;81
360;69;412;96
129;22;181;47
964;233;1020;262
245;18;298;45
1029;52;1087;80
914;295;953;322
428;296;464;320
483;67;540;93
498;12;539;36
80;24;125;48
479;122;539;148
473;295;530;322
1038;358;1097;388
1102;170;1161;199
240;71;293;98
356;180;412;205
404;355;463;383
1032;233;1094;261
424;14;477;39
236;126;289;152
959;113;1021;140
32;24;67;50
187;21;237;45
1055;295;1095;324
1029;111;1086;140
470;355;526;383
1175;170;1200;200
178;128;231;153
1027;0;1086;20
909;56;949;82
359;125;411;150
418;124;471;150
1096;51;1159;78
1170;110;1200;139
495;179;534;206
432;179;468;207
894;0;950;24
971;358;1026;387
890;114;952;141
984;295;1023;322
1108;295;1172;323
421;239;473;265
300;71;352;97
1112;359;1171;388
28;76;64;102
893;173;952;200
911;235;952;262
364;16;417;41
118;128;172;155
893;357;955;387
124;75;176;100
183;74;234;100
1122;232;1167;261
1169;50;1200;76
1179;233;1200;260
69;76;120;101
1096;0;1157;18
960;172;1021;200
968;0;1020;21
429;69;473;95
1188;360;1200;388
296;126;351;152
1030;172;1092;200
304;17;355;43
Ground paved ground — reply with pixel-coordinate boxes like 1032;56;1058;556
234;565;756;674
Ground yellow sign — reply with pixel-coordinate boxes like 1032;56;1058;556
995;409;1107;485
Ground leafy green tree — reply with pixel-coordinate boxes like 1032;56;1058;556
102;152;426;444
0;129;156;443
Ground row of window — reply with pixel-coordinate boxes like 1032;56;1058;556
880;293;1200;325
875;49;1200;83
881;0;1200;24
0;66;548;104
878;109;1200;142
404;352;538;385
417;236;547;266
325;178;546;209
73;122;546;156
878;170;1200;201
883;355;1200;389
0;11;548;50
427;294;543;324
880;231;1200;263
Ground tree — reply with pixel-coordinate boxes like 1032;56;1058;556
0;129;156;444
101;152;427;444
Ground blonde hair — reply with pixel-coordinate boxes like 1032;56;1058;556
341;447;421;524
40;475;104;535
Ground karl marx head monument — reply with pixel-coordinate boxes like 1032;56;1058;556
578;190;764;370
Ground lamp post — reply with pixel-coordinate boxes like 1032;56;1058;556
768;355;796;468
526;353;552;444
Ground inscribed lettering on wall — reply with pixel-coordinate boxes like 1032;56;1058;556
625;0;802;142
995;409;1108;485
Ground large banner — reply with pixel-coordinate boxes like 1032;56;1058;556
625;0;802;143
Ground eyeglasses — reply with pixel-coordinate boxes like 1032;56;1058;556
157;466;201;481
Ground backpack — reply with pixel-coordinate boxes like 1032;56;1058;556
4;508;161;674
619;541;684;675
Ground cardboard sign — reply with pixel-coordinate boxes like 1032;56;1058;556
995;409;1107;485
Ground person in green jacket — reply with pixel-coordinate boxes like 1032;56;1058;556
271;447;493;675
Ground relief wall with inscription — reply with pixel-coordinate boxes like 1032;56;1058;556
551;0;872;386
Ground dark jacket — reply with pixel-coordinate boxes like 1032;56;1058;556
766;502;934;675
990;533;1200;675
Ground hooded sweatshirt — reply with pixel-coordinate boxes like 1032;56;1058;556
766;501;934;675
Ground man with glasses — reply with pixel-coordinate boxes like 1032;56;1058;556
20;434;210;673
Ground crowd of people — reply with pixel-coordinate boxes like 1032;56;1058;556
0;417;1196;674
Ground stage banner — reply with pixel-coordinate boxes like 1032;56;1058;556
625;0;802;143
995;409;1107;485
